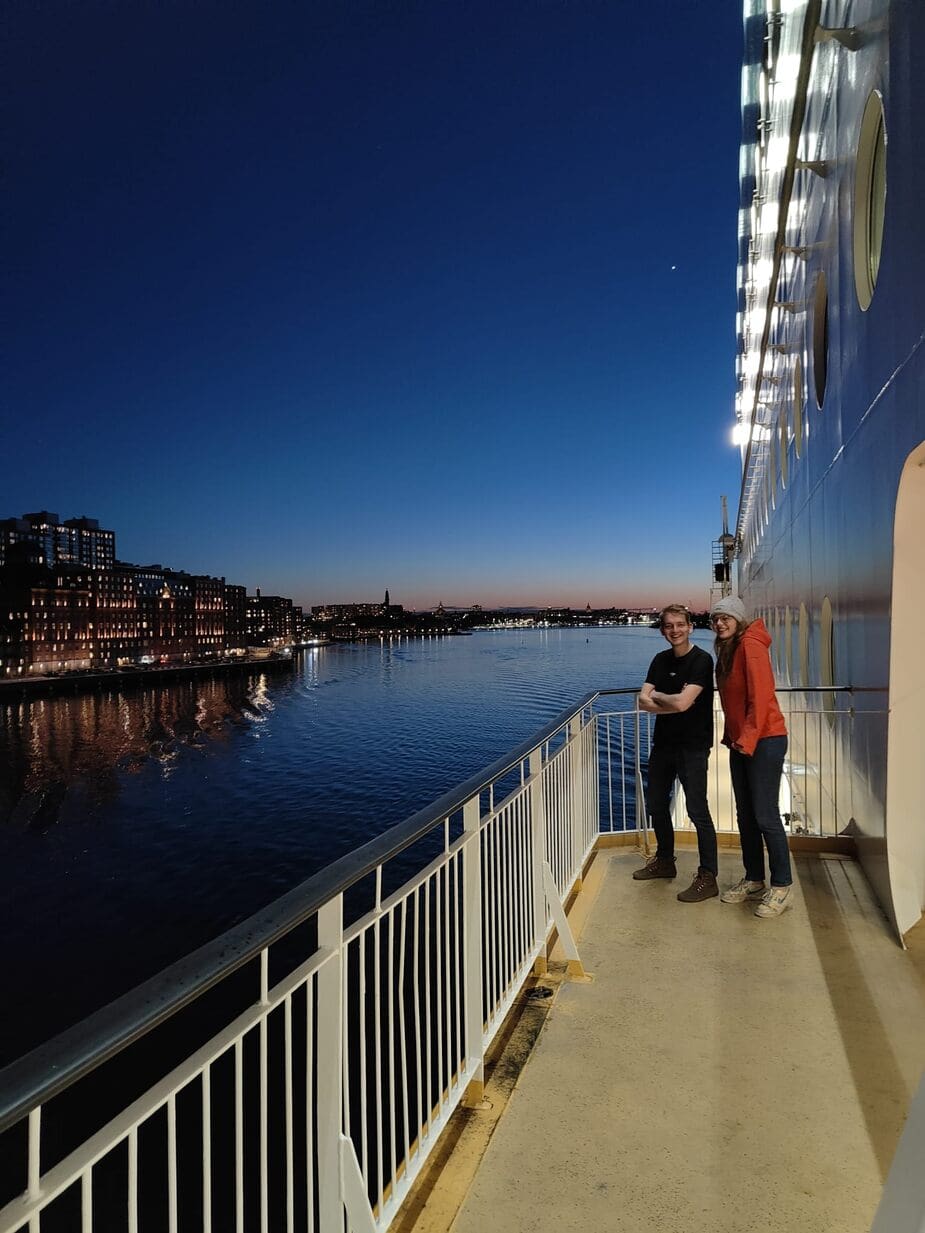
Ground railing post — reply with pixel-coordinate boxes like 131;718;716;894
634;704;650;855
590;713;600;846
315;895;345;1229
529;747;548;976
461;794;485;1107
568;716;583;890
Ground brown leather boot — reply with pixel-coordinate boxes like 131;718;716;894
677;868;719;902
632;856;677;880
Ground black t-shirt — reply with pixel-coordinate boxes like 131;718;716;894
644;644;714;749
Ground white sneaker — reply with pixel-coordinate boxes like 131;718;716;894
720;877;766;904
754;886;793;917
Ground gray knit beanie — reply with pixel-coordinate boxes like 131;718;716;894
709;595;748;623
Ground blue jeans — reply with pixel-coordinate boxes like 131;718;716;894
645;744;718;874
729;735;791;886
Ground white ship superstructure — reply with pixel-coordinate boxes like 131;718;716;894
732;0;925;939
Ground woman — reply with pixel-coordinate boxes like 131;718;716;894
710;596;792;917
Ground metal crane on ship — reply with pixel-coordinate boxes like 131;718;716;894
711;495;737;604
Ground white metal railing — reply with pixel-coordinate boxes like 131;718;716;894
0;685;869;1232
597;686;870;840
0;694;601;1233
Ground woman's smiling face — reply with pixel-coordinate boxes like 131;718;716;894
711;613;738;640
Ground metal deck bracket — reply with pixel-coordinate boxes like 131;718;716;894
340;1134;378;1233
814;24;864;51
542;861;586;979
794;157;831;178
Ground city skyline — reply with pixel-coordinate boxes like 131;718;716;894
0;505;703;615
7;3;743;610
2;504;701;680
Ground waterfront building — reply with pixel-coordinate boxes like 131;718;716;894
58;517;116;569
93;565;144;666
0;563;93;675
0;519;43;568
6;512;63;569
291;604;305;641
0;511;115;570
0;511;298;671
0;557;284;673
190;572;225;657
128;564;195;662
223;582;247;653
310;601;404;622
247;591;295;646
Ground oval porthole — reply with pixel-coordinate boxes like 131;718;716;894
812;273;829;408
792;356;803;458
853;90;887;311
799;601;810;689
820;596;835;724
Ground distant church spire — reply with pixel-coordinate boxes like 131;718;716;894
384;588;390;608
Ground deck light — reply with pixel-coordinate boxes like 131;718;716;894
732;423;751;447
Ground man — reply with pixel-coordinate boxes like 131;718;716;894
634;604;718;902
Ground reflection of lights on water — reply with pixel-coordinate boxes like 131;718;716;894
158;749;179;778
243;675;275;722
300;653;321;691
5;671;289;825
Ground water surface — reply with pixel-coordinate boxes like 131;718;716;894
0;627;711;1062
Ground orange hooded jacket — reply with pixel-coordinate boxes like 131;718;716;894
717;619;787;756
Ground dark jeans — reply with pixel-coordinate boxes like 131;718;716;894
729;735;791;887
645;743;718;874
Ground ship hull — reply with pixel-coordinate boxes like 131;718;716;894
734;0;925;938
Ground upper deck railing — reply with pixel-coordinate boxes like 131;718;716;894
599;685;862;843
0;685;869;1232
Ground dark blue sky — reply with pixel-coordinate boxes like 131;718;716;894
6;1;742;610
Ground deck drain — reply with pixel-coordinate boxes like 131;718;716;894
526;986;553;1000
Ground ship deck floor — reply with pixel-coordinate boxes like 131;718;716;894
402;848;925;1233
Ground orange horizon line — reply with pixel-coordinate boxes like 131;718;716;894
298;599;715;612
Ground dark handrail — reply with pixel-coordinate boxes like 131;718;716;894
0;687;639;1132
776;685;857;692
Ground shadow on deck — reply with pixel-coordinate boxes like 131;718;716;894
396;847;925;1233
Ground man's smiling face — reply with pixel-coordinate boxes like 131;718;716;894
661;614;692;650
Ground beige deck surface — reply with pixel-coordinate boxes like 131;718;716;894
447;850;925;1233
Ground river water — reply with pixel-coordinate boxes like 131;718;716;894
0;626;712;1064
